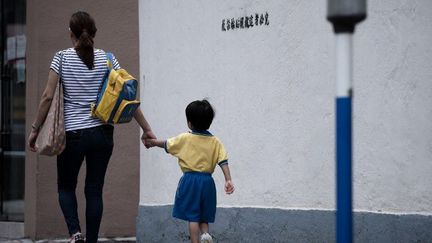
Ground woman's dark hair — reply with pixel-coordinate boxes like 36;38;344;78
185;100;215;130
69;11;97;69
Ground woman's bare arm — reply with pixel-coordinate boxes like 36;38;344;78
31;70;59;128
28;69;59;151
134;108;156;147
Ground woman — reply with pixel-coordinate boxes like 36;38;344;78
27;11;155;243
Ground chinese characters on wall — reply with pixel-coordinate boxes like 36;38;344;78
222;12;269;31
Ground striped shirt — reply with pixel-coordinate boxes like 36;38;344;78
50;48;121;131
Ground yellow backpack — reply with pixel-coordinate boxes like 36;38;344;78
90;53;140;124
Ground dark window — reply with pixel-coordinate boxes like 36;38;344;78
0;0;26;222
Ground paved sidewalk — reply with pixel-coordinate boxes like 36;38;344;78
0;237;136;243
0;222;136;243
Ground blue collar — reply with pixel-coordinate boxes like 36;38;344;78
191;130;213;136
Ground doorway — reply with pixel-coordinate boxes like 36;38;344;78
0;0;26;222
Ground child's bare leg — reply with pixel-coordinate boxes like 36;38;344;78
199;222;209;234
189;222;200;243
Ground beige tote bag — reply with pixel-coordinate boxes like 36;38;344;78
36;54;66;156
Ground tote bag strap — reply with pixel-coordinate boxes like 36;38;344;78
58;52;64;84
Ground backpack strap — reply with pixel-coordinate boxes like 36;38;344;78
92;52;114;110
106;52;114;70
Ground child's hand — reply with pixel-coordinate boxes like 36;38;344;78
225;180;235;195
145;139;155;148
142;138;165;149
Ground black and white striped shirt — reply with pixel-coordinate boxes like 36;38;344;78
50;48;121;131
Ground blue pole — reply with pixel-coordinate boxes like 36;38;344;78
335;33;353;243
336;96;352;242
327;1;366;242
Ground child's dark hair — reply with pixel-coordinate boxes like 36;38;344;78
185;100;215;130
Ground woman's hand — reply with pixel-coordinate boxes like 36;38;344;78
28;129;39;152
133;109;155;148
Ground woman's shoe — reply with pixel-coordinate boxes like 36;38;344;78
70;232;85;243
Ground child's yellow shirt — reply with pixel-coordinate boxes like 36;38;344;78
165;131;228;173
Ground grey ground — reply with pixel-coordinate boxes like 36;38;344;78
0;237;136;243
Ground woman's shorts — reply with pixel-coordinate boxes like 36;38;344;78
172;172;216;223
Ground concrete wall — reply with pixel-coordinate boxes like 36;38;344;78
25;0;140;239
138;0;432;242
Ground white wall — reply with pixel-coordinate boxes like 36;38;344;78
354;0;432;214
139;0;432;215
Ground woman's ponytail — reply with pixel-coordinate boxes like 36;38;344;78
76;29;94;69
70;12;97;70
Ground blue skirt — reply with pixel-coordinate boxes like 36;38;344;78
173;172;217;223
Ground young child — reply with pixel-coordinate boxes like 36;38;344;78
146;99;234;243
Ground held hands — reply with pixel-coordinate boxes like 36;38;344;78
141;130;156;148
225;180;235;195
144;138;165;149
144;138;157;148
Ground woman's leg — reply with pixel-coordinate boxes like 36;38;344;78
57;133;85;236
83;126;113;243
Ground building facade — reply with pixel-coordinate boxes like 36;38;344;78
137;0;432;242
1;0;140;240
